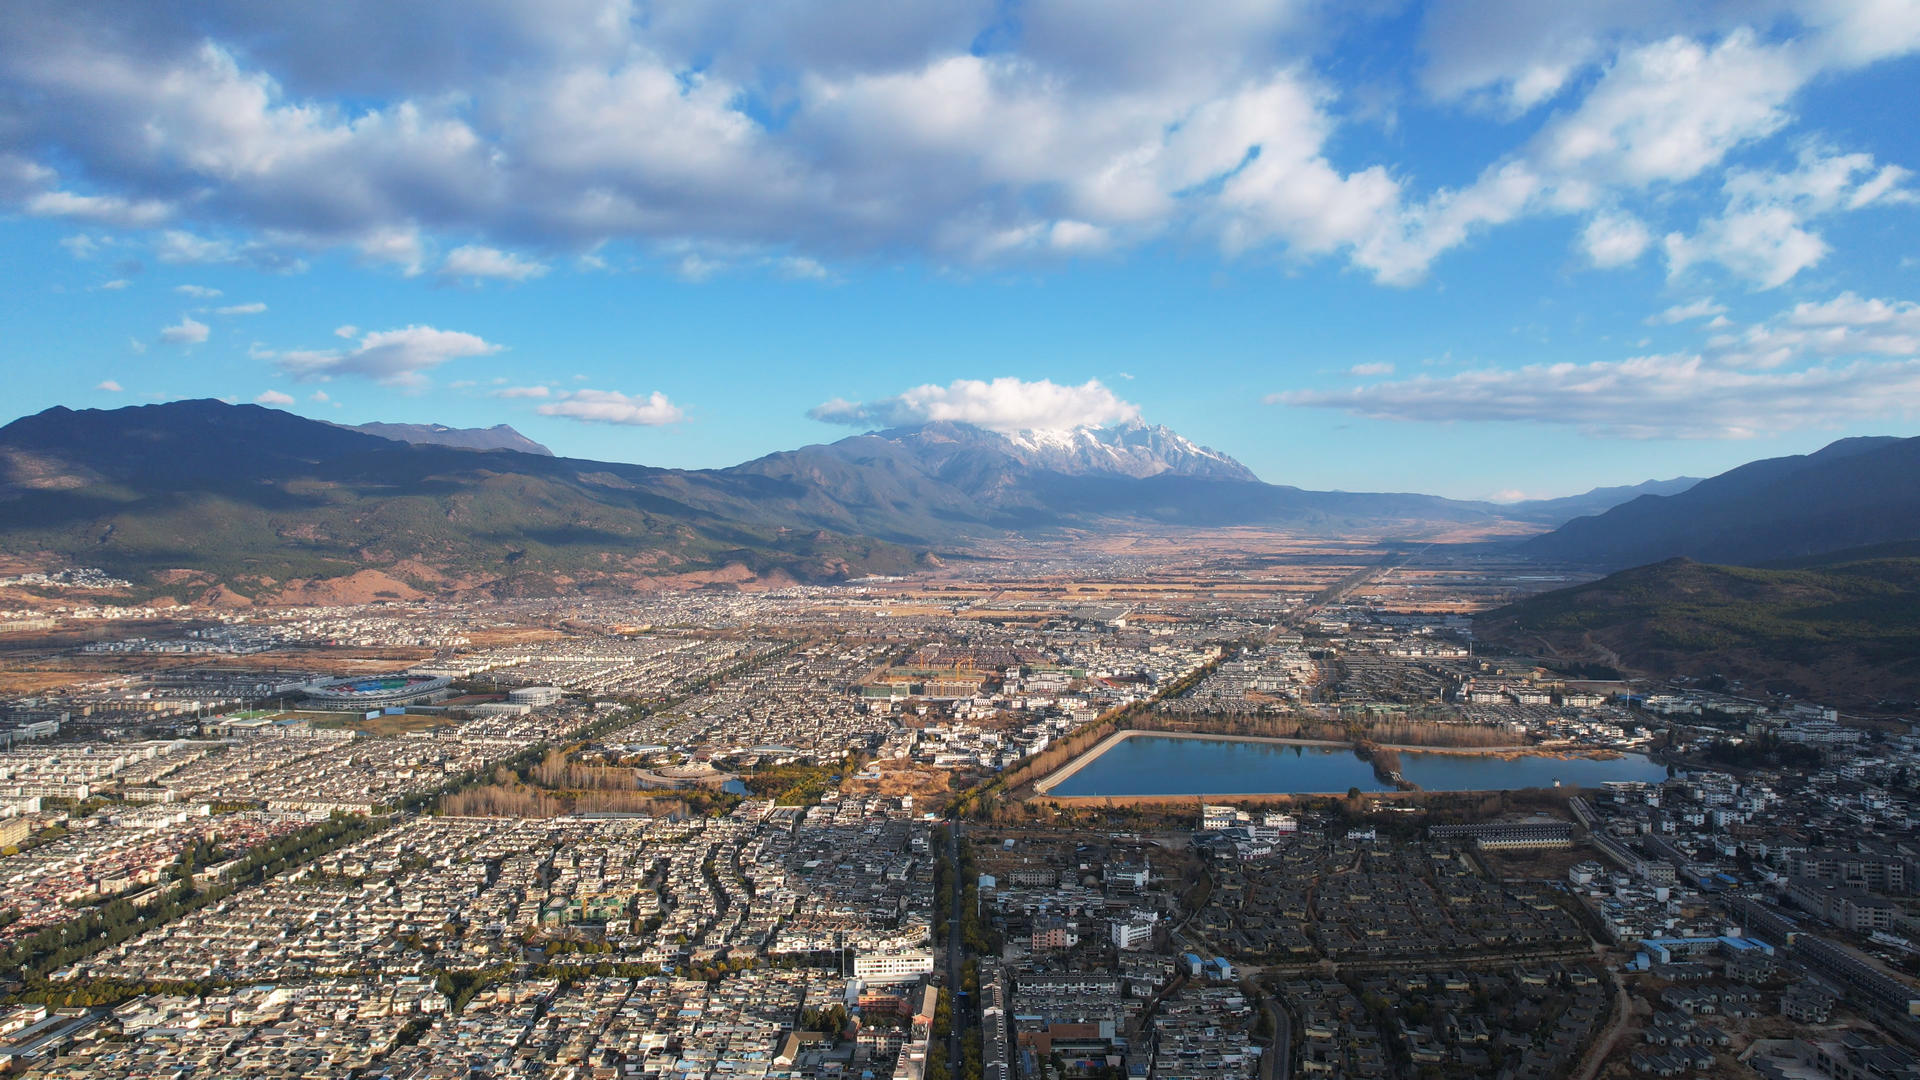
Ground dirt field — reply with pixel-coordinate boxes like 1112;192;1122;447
307;712;452;736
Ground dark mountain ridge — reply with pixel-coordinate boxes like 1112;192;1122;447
1521;435;1920;568
1499;476;1700;524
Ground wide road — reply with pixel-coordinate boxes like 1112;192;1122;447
1262;993;1291;1080
945;818;969;1070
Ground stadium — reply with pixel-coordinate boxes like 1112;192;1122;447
300;673;452;709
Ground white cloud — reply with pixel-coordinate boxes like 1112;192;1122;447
1648;298;1728;324
493;385;552;398
155;229;305;273
25;189;171;227
774;255;832;280
810;376;1140;432
1665;208;1827;289
273;325;503;386
1278;353;1920;439
675;253;723;282
1047;220;1112;253
95;379;123;392
537;389;685;426
1417;2;1919;115
1277;290;1920;438
1711;292;1920;368
1664;148;1914;287
333;324;359;339
1535;31;1800;187
98;278;131;290
1348;362;1395;377
1579;212;1651;268
309;390;330;403
441;244;550;282
156;232;237;265
174;284;221;298
159;315;209;345
359;227;426;275
60;234;101;259
0;4;1911;288
254;389;295;405
215;302;267;315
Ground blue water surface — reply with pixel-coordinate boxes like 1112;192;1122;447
1046;735;1666;797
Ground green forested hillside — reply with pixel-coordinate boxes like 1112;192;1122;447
1475;551;1920;708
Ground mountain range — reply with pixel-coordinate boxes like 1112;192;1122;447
346;422;553;456
1520;435;1920;568
0;399;1905;601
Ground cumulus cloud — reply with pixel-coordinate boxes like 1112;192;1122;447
254;389;295;405
809;376;1140;433
1665;208;1827;289
95;379;123;392
1579;212;1651;268
1648;298;1728;324
1276;290;1920;438
358;227;427;275
0;3;1909;287
1418;2;1919;114
774;255;832;281
158;315;209;345
1664;148;1914;287
25;189;171;227
272;325;502;386
1710;292;1920;368
441;244;550;282
156;232;236;265
60;234;102;259
155;229;306;273
537;389;684;425
215;301;266;315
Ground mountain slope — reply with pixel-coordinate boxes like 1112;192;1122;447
1502;477;1700;524
0;400;1651;601
350;421;553;455
1475;548;1920;707
0;401;924;599
725;421;1503;537
1521;435;1920;567
996;420;1258;481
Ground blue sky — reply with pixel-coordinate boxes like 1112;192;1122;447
2;1;1918;500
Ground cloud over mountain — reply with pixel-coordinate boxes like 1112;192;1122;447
272;326;501;387
537;388;684;426
810;377;1140;434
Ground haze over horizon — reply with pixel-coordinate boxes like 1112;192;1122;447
3;1;1918;500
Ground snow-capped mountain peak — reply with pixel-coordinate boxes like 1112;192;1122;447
886;419;1258;482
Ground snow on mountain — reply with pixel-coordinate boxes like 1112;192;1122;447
959;419;1258;481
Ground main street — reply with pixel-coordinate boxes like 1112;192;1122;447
945;817;969;1072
